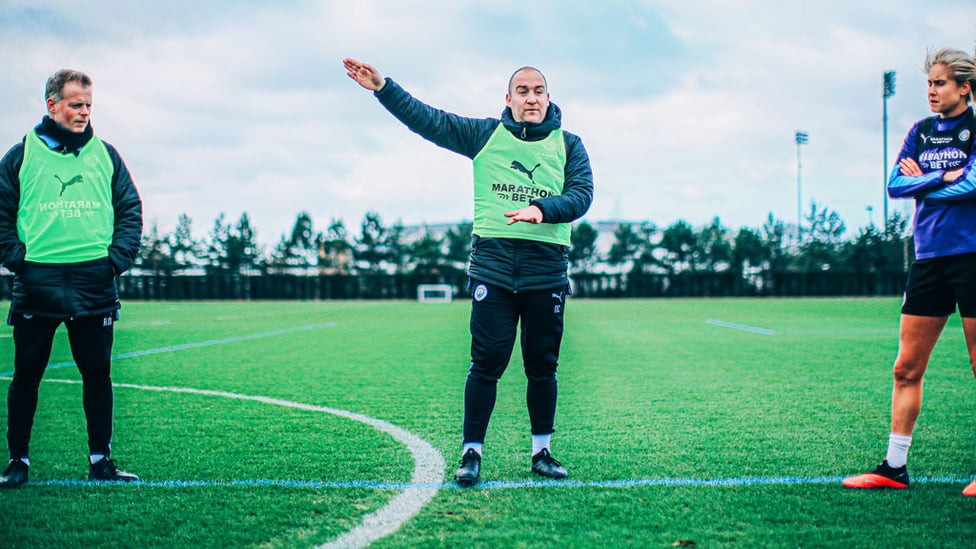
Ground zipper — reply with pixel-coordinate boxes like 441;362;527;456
512;243;521;293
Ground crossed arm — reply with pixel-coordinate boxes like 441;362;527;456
898;156;976;202
898;157;964;182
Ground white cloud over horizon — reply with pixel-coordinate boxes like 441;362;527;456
1;0;973;249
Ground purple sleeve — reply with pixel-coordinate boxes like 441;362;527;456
887;122;948;199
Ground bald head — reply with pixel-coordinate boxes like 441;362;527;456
508;66;547;95
506;67;550;123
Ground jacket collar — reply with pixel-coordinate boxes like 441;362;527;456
500;102;562;141
35;115;94;155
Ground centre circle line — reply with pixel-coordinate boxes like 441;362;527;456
41;378;445;549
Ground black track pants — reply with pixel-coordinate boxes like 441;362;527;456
462;281;566;444
6;313;115;459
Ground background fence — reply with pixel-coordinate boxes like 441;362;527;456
0;270;909;301
0;271;907;301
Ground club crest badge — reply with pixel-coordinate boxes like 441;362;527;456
960;129;971;142
474;284;488;302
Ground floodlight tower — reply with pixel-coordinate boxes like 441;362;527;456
795;130;809;234
883;70;896;228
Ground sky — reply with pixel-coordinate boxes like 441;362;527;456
1;0;973;248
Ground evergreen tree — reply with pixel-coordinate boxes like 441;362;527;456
659;220;696;274
761;213;792;272
205;213;231;272
844;211;911;273
569;220;599;273
606;222;641;269
693;217;732;272
270;211;318;273
226;212;261;273
386;220;408;274
135;222;174;274
170;213;204;270
319;218;353;274
355;211;389;273
731;226;765;276
409;228;446;274
800;201;846;271
444;221;473;271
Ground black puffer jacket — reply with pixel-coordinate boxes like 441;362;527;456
0;118;143;319
375;78;594;292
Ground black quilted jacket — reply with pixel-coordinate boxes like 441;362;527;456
374;78;594;292
0;119;142;319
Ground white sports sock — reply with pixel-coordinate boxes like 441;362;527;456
532;434;551;456
89;454;107;465
462;443;483;457
885;434;912;468
10;457;29;466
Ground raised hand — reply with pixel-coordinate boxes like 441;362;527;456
343;58;385;91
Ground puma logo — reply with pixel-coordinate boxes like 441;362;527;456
510;160;541;181
54;174;84;196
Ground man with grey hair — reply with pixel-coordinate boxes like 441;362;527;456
0;69;143;488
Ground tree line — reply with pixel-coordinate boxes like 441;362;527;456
135;202;913;282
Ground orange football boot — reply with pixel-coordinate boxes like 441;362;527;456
842;460;909;489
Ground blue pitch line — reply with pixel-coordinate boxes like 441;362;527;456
22;475;973;490
0;322;337;378
704;318;776;335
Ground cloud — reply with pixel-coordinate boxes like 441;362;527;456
1;0;974;245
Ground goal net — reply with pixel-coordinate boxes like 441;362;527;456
417;284;453;303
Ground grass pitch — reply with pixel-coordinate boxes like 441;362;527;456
0;298;974;548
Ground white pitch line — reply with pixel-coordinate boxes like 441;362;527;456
0;322;338;377
42;378;445;549
704;318;776;335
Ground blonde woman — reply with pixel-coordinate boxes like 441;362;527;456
843;47;976;495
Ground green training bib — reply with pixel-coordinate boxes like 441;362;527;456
18;130;115;263
472;125;569;245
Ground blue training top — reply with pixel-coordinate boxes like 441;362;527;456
888;107;976;260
